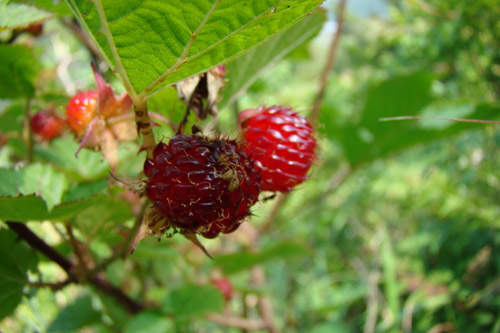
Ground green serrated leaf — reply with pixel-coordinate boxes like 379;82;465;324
61;179;109;203
162;284;224;318
0;194;106;222
124;311;173;333
0;164;69;211
65;0;322;97
0;228;38;320
21;164;69;211
9;0;71;16
222;7;327;107
35;137;109;181
48;295;101;332
74;196;133;240
0;45;39;99
0;0;54;29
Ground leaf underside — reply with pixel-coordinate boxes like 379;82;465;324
65;0;322;97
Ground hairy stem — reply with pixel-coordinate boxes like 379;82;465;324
134;98;155;159
309;0;348;122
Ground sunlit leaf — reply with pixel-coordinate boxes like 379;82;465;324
222;7;327;107
0;194;107;222
65;0;322;96
0;0;54;29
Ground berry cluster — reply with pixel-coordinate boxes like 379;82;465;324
142;106;316;240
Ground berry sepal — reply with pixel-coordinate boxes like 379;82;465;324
66;63;136;169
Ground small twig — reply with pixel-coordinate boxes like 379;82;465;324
65;224;88;271
179;106;191;134
207;313;267;330
309;0;348;122
380;116;500;124
29;279;72;291
364;270;381;333
328;163;352;190
251;267;278;333
7;222;144;314
258;193;288;234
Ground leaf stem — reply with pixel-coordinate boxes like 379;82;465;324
134;98;155;159
92;0;156;152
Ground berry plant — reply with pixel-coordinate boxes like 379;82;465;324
2;0;500;332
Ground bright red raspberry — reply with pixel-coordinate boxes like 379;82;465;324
30;110;64;141
65;90;97;136
212;277;234;302
239;106;316;192
144;134;260;239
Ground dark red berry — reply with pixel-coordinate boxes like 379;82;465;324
30;110;64;141
66;90;98;136
26;23;43;36
212;277;234;302
144;134;260;239
239;106;316;192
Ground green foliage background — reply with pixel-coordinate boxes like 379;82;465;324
1;0;500;332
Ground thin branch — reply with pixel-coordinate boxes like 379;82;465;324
29;279;72;291
207;313;267;330
7;222;144;314
258;193;288;234
251;267;278;333
309;0;348;123
380;116;500;124
65;224;89;271
364;270;381;333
